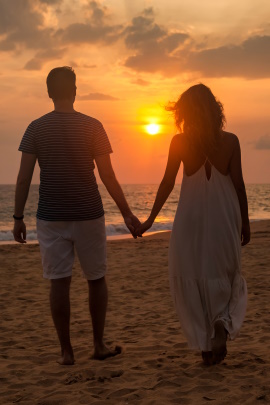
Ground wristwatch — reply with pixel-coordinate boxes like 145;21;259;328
13;214;24;220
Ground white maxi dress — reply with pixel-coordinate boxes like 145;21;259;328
169;160;247;351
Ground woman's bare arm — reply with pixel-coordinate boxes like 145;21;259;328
229;136;250;245
138;135;182;234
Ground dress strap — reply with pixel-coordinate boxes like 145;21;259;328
204;156;212;166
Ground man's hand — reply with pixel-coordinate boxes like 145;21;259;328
124;214;142;238
135;218;153;237
13;152;36;244
13;220;27;243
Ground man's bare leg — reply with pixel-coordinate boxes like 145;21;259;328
50;276;74;365
88;276;121;360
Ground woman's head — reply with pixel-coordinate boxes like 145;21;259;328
167;84;225;152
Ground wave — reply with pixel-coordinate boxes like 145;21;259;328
0;221;175;241
2;218;267;242
0;230;38;241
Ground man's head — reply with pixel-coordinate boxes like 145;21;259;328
46;66;76;101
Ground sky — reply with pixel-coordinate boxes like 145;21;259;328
0;0;269;184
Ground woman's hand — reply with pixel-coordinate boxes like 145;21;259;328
135;218;154;236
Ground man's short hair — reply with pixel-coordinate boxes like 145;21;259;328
46;66;76;101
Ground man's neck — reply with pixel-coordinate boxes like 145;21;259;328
53;99;75;113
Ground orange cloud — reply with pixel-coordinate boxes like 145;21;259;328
185;36;270;79
0;2;269;79
0;0;54;51
124;8;189;76
255;135;270;150
77;93;119;101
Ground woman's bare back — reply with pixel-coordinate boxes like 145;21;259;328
176;131;238;178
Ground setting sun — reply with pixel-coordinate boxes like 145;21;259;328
146;123;160;135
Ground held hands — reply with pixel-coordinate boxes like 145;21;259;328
134;218;154;237
124;214;142;239
13;220;27;243
124;214;154;238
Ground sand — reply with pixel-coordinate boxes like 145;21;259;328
0;220;270;405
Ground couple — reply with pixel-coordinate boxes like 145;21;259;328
13;67;250;366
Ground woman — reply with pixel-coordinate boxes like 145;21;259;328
137;84;250;365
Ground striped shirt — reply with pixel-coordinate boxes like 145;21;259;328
19;111;112;221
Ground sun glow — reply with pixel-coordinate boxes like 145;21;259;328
146;123;160;135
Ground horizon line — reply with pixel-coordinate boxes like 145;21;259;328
0;182;270;186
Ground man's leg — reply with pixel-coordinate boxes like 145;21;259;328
50;276;74;365
88;276;121;359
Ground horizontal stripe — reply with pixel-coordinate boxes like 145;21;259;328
19;111;112;221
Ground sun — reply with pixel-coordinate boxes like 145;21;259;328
146;123;160;135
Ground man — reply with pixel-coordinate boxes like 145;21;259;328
13;66;140;365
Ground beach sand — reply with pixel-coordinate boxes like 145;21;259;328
0;220;270;404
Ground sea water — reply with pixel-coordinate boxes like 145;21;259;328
0;184;269;242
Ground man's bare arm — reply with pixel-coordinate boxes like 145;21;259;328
95;154;141;237
13;152;37;243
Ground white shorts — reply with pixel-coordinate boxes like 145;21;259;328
36;216;106;280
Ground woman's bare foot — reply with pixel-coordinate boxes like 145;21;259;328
92;343;122;360
211;320;227;364
201;351;214;366
57;348;74;365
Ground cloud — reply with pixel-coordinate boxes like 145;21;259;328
24;48;66;70
0;0;125;76
0;0;122;69
70;61;97;69
162;33;191;53
58;22;122;45
185;36;270;79
254;135;270;150
132;78;149;86
124;9;190;76
81;64;96;69
39;0;63;4
0;0;55;51
1;3;270;80
77;92;119;101
124;8;166;49
122;9;270;79
125;44;182;76
24;59;44;71
57;1;123;45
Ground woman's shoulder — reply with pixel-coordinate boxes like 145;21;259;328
171;133;189;145
220;130;240;151
170;134;190;153
221;130;239;144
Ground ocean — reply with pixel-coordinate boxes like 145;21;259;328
0;184;269;242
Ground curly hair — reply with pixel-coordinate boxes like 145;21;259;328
46;66;76;101
166;84;226;153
